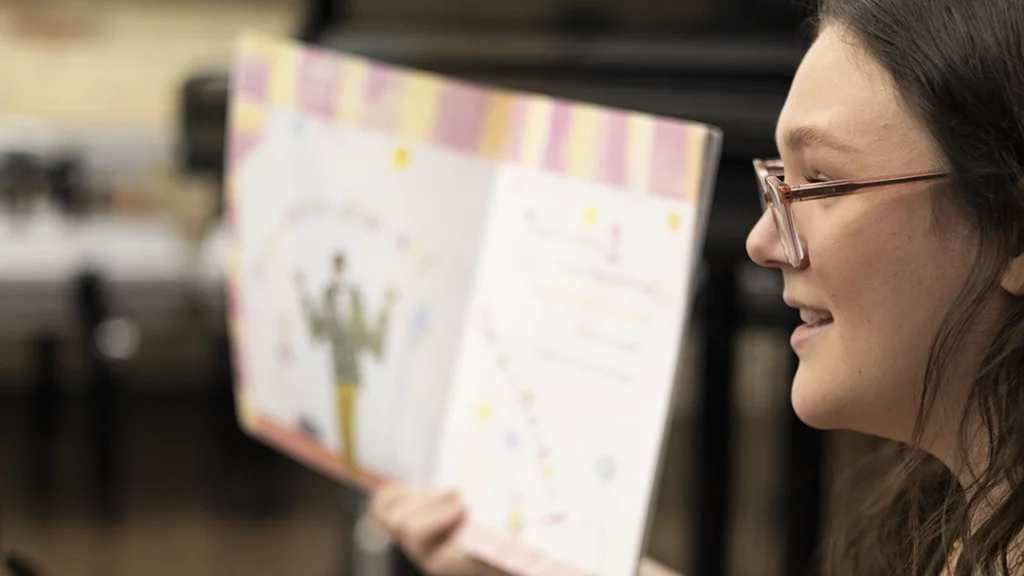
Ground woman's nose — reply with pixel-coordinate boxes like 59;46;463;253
746;210;789;268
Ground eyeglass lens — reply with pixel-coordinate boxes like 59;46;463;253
758;175;802;266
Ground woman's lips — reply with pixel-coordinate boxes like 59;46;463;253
791;316;834;350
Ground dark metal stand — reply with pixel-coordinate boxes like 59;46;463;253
28;335;59;513
332;486;365;576
297;0;349;43
74;271;121;520
693;255;737;576
331;487;425;576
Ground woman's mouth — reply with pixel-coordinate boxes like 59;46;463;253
791;308;834;350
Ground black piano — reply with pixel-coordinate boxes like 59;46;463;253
180;1;822;573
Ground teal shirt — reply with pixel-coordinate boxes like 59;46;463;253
301;281;390;385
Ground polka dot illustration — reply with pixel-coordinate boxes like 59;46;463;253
583;205;598;227
475;402;494;423
508;510;523;533
391;147;411;170
667;211;681;231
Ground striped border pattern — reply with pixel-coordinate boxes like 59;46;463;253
227;34;714;204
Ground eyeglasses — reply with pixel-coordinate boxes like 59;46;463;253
753;158;949;266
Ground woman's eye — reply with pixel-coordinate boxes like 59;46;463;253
780;172;830;185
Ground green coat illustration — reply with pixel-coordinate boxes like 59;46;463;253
296;270;394;476
300;281;391;386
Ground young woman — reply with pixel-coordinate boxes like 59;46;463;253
371;0;1024;574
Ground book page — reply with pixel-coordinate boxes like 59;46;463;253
436;153;712;576
227;36;495;487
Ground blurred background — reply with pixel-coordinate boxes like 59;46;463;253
0;0;884;575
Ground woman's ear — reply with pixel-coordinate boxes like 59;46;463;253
1001;253;1024;295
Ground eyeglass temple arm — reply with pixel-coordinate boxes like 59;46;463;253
785;172;948;202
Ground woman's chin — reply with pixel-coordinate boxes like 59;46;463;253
789;368;849;431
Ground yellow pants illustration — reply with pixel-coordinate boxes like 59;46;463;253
337;383;359;473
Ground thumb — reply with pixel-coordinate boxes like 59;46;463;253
400;493;466;558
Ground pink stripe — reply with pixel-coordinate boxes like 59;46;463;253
229;133;261;171
366;64;396;100
235;56;269;101
363;65;401;131
650;120;689;197
503;97;529;161
298;49;340;119
601;111;629;188
543;102;572;172
435;83;489;151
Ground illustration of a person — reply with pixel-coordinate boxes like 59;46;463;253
294;253;398;474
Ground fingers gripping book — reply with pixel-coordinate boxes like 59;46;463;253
226;34;721;576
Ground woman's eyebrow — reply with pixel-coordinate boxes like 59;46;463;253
780;125;859;154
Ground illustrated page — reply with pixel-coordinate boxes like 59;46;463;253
228;36;495;487
436;161;707;576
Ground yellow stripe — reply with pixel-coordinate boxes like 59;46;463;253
231;98;264;134
268;44;299;109
398;72;443;142
336;57;370;125
627;114;655;192
227;244;244;288
239;387;262;428
520;96;553;167
230;316;245;347
683;124;709;204
566;103;602;179
225;173;243;206
478;92;514;158
235;389;251;426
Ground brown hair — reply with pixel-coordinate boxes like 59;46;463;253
814;0;1024;575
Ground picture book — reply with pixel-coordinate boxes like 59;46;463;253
225;34;721;576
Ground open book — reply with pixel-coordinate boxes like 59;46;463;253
226;34;721;576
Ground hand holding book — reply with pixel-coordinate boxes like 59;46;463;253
371;484;476;576
370;484;686;576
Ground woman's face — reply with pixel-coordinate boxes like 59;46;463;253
746;25;979;445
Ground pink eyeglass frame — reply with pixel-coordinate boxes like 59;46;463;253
752;158;949;266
